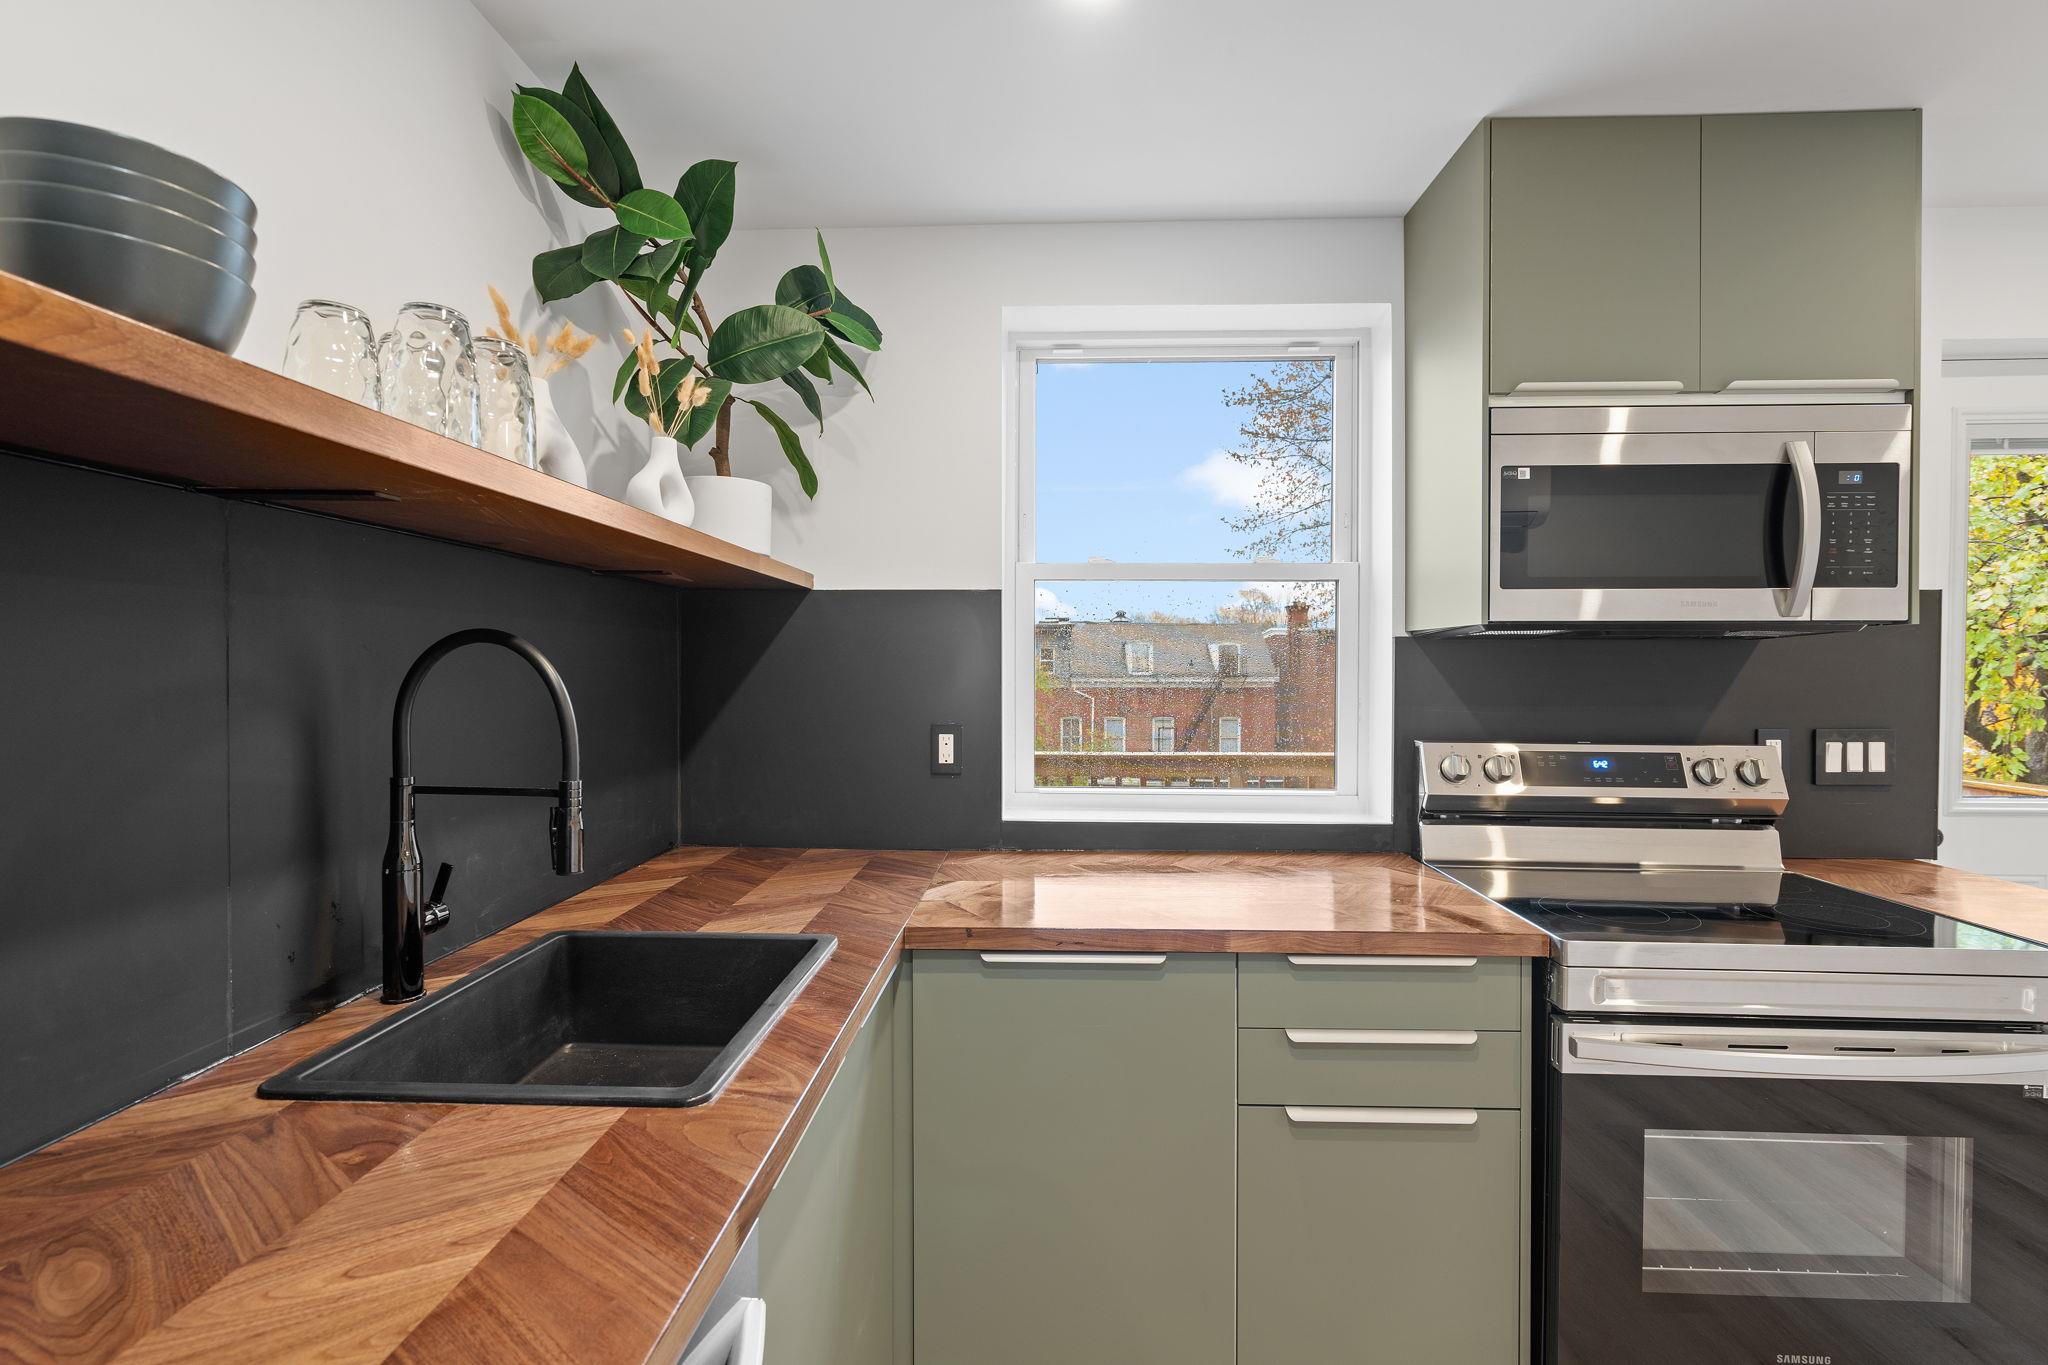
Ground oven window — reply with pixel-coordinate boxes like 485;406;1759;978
1642;1129;1973;1302
1498;464;1794;589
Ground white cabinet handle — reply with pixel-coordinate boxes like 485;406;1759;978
679;1296;766;1365
1285;1106;1480;1127
1283;1029;1480;1046
978;952;1167;966
1722;378;1901;391
1510;380;1684;393
1284;955;1477;968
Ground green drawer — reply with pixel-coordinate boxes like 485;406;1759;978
1238;1027;1521;1109
1238;954;1524;1031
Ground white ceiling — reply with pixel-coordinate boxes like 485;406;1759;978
470;0;2048;228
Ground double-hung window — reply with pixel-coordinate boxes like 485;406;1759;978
1004;308;1388;822
1955;417;2048;802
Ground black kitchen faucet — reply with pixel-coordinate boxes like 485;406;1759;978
382;628;583;1002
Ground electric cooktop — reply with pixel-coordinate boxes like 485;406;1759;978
1431;866;2048;972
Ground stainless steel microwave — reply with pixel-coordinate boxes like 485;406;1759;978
1488;403;1912;628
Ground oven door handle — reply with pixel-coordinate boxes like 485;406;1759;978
1777;438;1821;619
1569;1033;2048;1081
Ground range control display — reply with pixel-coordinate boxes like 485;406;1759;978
1521;750;1686;788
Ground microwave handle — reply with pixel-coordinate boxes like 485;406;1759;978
1777;438;1821;619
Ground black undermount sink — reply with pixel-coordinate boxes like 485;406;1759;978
259;931;835;1107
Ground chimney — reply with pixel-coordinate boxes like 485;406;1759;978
1286;600;1310;633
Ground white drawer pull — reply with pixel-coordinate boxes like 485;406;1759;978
978;952;1167;967
1284;1029;1480;1047
1285;1106;1480;1127
1284;955;1478;968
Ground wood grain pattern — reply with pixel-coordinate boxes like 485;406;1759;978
907;850;1551;956
1793;857;2048;946
0;846;1553;1363
0;271;810;589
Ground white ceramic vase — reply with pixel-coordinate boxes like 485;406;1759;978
532;376;587;487
625;435;696;525
685;475;773;554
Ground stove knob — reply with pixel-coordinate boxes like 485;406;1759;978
1734;757;1768;787
1437;753;1471;783
1691;757;1727;786
1482;753;1518;784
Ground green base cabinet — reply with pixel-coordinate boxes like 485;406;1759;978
1238;1105;1522;1364
911;952;1237;1365
758;968;907;1365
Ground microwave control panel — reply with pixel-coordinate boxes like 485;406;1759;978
1816;464;1899;588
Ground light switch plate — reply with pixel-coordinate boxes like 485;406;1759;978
931;723;961;776
1814;727;1892;786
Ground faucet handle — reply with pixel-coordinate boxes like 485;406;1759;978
422;862;453;934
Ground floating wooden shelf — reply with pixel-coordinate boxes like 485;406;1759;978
0;270;812;589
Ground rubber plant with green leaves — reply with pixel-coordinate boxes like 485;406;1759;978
510;65;880;498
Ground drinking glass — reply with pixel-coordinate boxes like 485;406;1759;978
474;337;535;467
379;302;476;442
281;299;378;406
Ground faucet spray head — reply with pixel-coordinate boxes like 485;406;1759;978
551;781;585;876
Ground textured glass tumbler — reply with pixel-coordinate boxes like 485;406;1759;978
378;302;477;441
474;338;536;467
281;299;379;406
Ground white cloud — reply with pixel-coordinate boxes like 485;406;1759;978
1180;449;1261;508
1035;586;1079;619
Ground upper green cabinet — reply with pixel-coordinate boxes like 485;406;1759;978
1490;117;1702;393
1699;110;1921;390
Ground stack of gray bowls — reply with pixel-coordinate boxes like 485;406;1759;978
0;117;256;352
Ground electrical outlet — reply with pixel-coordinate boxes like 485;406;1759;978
931;723;961;776
1814;727;1893;786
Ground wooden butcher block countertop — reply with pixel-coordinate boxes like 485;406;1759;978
13;847;2040;1362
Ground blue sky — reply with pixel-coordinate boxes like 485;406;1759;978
1033;359;1328;622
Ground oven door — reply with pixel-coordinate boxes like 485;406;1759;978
1492;430;1819;624
1548;1021;2048;1365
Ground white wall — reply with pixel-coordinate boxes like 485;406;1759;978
1921;206;2048;879
7;0;643;495
707;218;1404;587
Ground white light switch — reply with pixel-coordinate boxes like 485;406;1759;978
1824;740;1844;773
1846;742;1865;773
1868;740;1887;773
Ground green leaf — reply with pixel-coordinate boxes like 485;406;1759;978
622;357;695;425
623;238;684;281
822;293;882;350
677;380;730;448
515;86;617;204
820;334;873;398
512;94;590;192
581;226;641;280
781;368;824;431
706;304;825;384
801;346;833;382
532;244;599;302
676;159;737;264
562;63;641;194
612;349;639;403
815;230;836;291
820;310;880;351
774;264;833;315
614;188;693;241
746;398;819;498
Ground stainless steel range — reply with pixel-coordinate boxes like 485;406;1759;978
1417;740;2048;1365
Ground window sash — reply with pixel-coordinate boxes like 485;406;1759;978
1218;716;1242;754
1955;416;2048;808
1103;717;1126;752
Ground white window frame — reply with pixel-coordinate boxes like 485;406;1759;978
1000;303;1396;824
1218;715;1242;754
1124;641;1154;676
1943;407;2048;815
1152;715;1175;753
1059;715;1084;752
1102;716;1126;753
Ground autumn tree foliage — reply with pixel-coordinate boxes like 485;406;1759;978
1965;454;2048;784
1218;358;1336;621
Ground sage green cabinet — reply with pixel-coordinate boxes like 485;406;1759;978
1238;1105;1522;1364
1699;110;1921;391
757;967;907;1365
1489;116;1702;394
911;952;1236;1365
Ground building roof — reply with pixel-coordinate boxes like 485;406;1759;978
1037;619;1280;684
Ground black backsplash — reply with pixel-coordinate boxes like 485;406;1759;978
0;452;680;1163
679;589;1939;858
